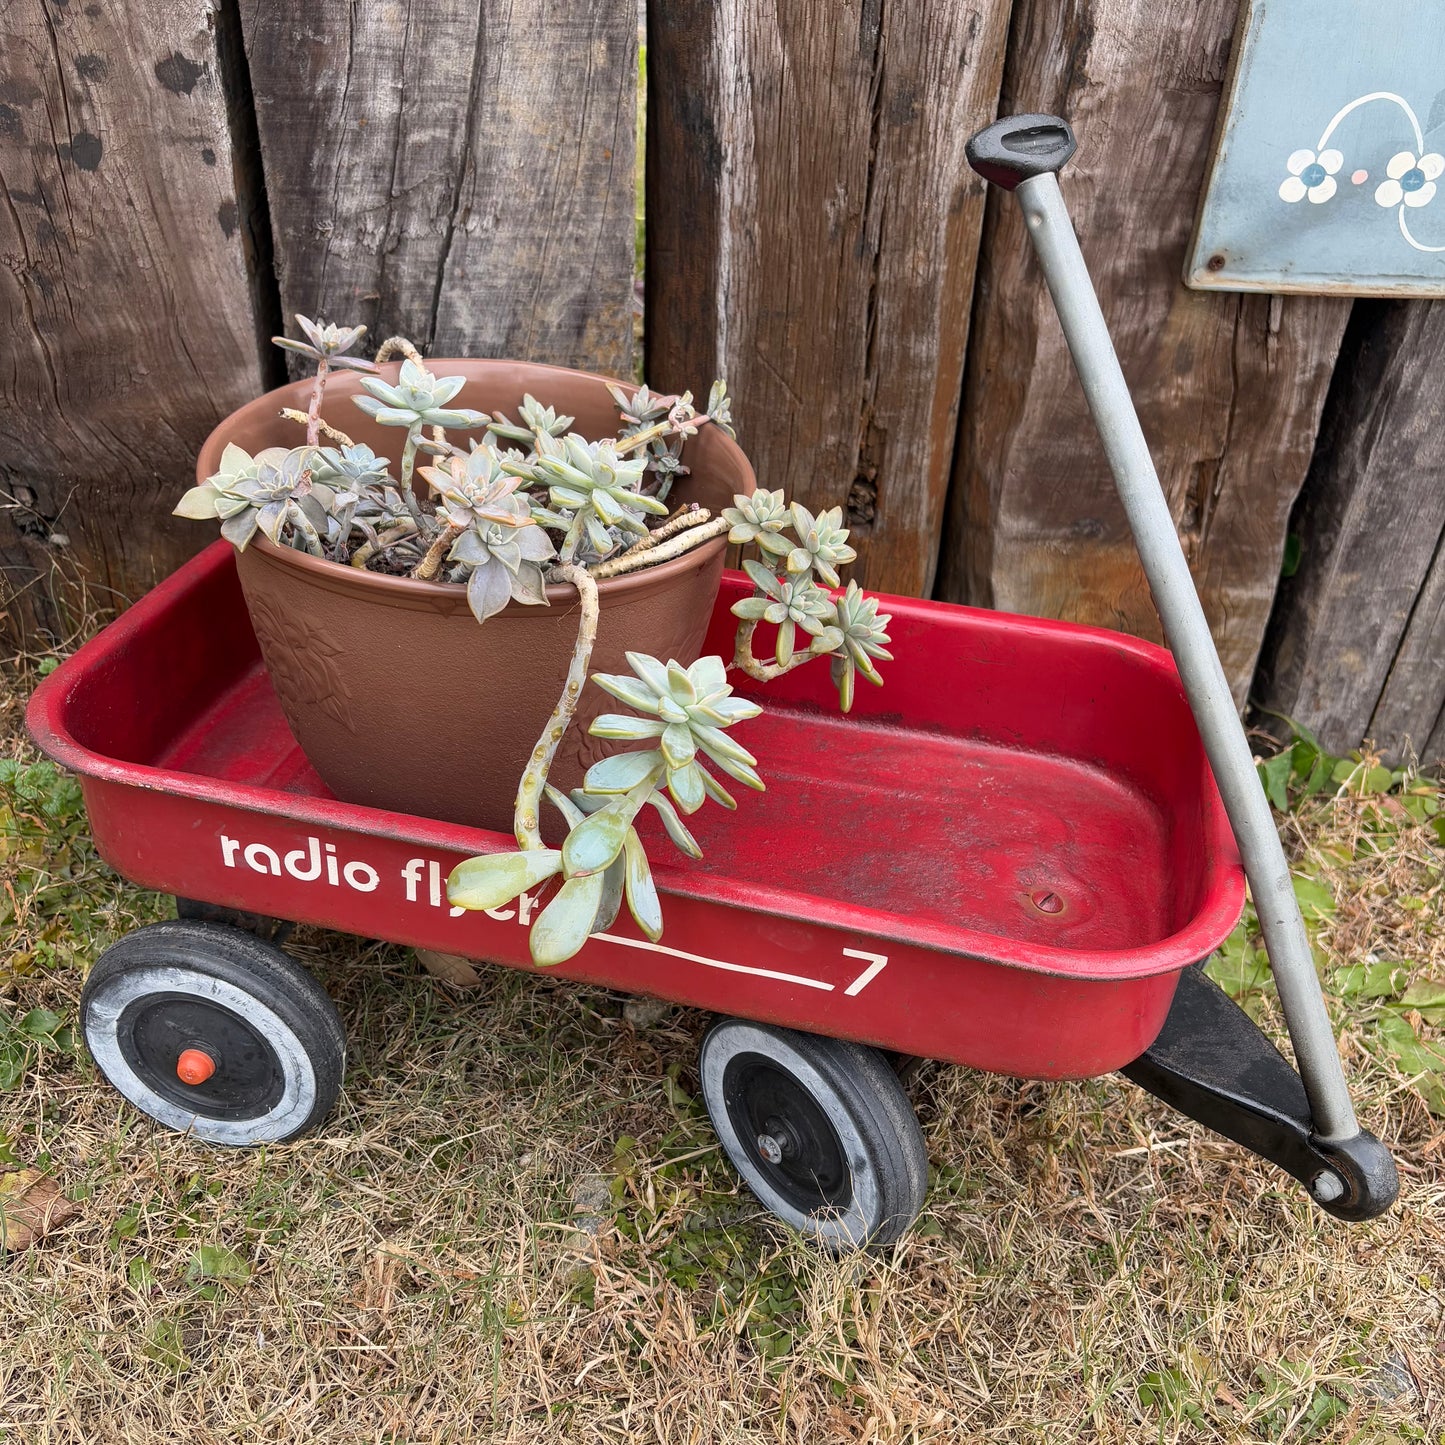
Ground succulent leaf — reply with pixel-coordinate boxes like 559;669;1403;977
448;848;563;911
622;830;663;940
667;760;706;814
530;873;606;967
590;714;667;741
584;749;665;794
562;775;657;877
644;792;703;859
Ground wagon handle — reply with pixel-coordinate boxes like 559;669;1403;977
964;114;1076;190
967;114;1396;1218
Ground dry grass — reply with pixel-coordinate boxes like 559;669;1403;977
1;654;1442;1444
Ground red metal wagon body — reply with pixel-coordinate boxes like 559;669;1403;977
28;540;1245;1082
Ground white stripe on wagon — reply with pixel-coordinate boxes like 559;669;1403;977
594;933;836;991
593;936;895;997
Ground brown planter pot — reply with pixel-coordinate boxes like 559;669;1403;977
196;359;756;831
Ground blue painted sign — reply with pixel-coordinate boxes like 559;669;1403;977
1187;0;1445;295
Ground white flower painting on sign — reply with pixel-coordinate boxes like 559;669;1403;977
1276;92;1445;253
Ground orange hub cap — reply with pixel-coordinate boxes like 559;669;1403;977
175;1048;217;1086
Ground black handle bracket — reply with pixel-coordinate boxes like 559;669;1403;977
966;114;1077;190
1121;965;1398;1222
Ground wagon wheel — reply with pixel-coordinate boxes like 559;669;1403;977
80;920;345;1146
699;1020;929;1250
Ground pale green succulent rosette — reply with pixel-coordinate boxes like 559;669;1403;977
351;358;488;432
520;434;669;563
721;487;791;559
175;443;334;555
731;559;843;668
830;580;894;712
272;315;378;373
485;393;574;448
448;652;764;966
784;501;857;588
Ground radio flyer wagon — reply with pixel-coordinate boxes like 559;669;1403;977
25;115;1397;1248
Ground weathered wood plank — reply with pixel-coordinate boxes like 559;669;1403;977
937;0;1353;706
242;0;636;379
1256;299;1445;761
0;0;264;645
646;0;1012;598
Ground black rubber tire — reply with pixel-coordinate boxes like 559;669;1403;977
80;920;345;1146
699;1019;929;1250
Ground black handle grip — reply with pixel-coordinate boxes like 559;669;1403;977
966;114;1077;191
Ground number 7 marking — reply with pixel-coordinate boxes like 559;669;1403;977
842;949;889;996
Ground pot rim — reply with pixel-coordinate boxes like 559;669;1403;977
200;356;756;613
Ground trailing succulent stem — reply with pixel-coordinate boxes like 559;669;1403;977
178;313;897;966
513;563;599;852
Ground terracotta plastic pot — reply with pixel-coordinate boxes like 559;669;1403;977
196;360;756;831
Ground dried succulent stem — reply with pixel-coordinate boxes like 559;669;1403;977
733;619;834;683
642;505;711;548
398;426;425;523
304;358;330;448
608;505;709;565
412;522;464;581
513;563;599;851
350;519;418;569
281;408;354;448
590;515;730;580
614;414;715;458
374;336;425;365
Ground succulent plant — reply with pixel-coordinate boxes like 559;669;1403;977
486;394;574;448
352;358;490;510
587;653;764;812
447;651;762;966
732;559;841;667
608;380;735;504
784;501;857;588
176;314;900;967
312;443;392;490
352;359;488;432
526;434;668;562
272;316;378;373
830;580;894;712
721;488;791;559
420;447;556;621
174;443;332;554
727;486;892;713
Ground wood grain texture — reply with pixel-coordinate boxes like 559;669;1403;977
937;0;1352;706
241;0;636;379
646;0;1011;598
0;0;263;644
1257;300;1445;762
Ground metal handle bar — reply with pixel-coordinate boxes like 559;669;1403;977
966;115;1358;1142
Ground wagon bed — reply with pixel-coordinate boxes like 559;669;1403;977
29;540;1244;1081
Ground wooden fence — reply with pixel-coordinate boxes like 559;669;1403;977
2;0;1441;762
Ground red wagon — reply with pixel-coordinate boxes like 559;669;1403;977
25;113;1397;1247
